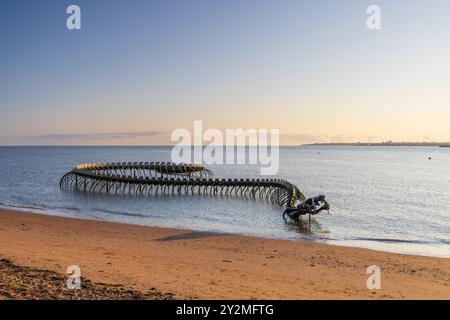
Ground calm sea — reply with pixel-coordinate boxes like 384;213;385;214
0;146;449;257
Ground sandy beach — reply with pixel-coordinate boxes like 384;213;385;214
0;208;449;300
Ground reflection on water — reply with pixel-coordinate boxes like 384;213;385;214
283;216;330;238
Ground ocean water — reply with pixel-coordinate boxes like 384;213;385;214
0;146;449;258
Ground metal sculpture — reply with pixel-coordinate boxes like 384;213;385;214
60;162;329;220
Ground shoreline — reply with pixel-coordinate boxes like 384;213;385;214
1;208;450;299
3;203;448;260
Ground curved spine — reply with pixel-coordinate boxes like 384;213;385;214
60;162;305;207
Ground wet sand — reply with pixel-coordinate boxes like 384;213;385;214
1;208;450;299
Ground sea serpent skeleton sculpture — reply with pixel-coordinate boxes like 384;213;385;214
60;162;329;219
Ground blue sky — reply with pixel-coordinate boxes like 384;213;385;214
1;0;450;145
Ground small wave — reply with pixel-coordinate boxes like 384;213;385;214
42;205;149;219
0;202;45;212
58;206;82;212
85;207;148;218
0;201;148;219
341;237;450;245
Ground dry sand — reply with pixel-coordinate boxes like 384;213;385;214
1;208;449;299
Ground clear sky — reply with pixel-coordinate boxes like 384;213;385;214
1;0;450;145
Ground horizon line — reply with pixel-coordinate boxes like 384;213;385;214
0;142;449;148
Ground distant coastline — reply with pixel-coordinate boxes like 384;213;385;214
302;142;450;147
